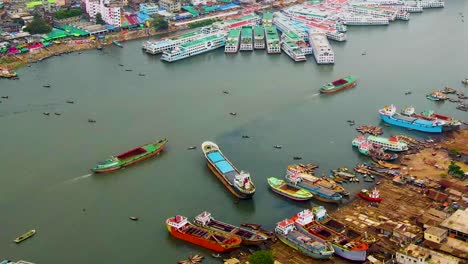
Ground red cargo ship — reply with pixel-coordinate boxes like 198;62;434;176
166;215;242;252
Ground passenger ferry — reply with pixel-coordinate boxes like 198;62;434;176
262;12;273;26
396;11;410;20
273;13;309;40
367;135;408;152
213;13;260;31
348;5;398;21
144;28;216;54
225;29;241;53
405;0;444;8
264;26;281;54
308;30;334;64
282;31;313;55
340;15;389;25
161;34;225;62
240;26;253;51
253;26;265;49
390;5;423;12
281;39;306;62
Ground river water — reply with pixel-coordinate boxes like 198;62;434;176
1;2;467;263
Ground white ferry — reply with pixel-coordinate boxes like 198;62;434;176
225;29;241;53
144;28;217;54
390;5;423;12
367;135;409;152
348;5;398;21
281;31;313;55
308;30;334;64
326;31;347;42
253;26;265;49
161;34;225;62
213;13;260;31
405;0;444;8
396;10;410;20
273;13;309;40
240;26;253;51
340;15;389;25
264;26;281;54
281;40;306;62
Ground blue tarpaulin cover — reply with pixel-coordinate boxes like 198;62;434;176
207;152;224;163
215;160;235;174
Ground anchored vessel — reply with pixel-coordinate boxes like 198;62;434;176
112;40;123;48
378;105;460;133
161;33;225;62
194;211;268;246
286;172;342;203
352;138;398;161
267;177;313;201
201;141;255;199
0;69;18;79
264;26;281;54
14;230;36;243
253;25;265;49
340;15;389;25
275;219;334;259
92;139;167;173
288;165;349;196
240;26;253;51
366;135;408;152
143;30;206;54
293;208;368;262
166;215;241;252
320;75;357;94
309;30;334;64
225;29;241;53
358;188;383;202
281;37;306;62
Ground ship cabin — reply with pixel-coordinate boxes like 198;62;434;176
276;219;296;235
295;210;314;226
167;215;189;229
352;136;367;147
313;206;328;221
194;211;212;227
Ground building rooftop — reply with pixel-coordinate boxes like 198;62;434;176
425;226;447;237
400;244;461;264
440;209;468;235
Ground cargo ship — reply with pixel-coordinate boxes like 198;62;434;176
285;172;342;203
201;141;255;199
366;135;408;152
378;105;460;133
253;25;265;49
166;215;242;252
193;211;268;246
320;75;357;94
267;177;314;201
275;219;334;259
92;139;168;173
161;33;225;62
287;165;349;196
264;26;281;54
240;26;253;51
225;29;241;53
293;208;368;262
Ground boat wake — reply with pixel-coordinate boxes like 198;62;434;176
64;173;93;184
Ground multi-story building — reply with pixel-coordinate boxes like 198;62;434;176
396;244;461;264
85;0;123;27
139;3;158;15
440;209;468;242
159;0;180;13
424;226;447;244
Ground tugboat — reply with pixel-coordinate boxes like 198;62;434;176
201;141;255;199
166;215;241;252
426;90;447;101
358;188;383;203
193;211;268;246
92;139;168;173
275;219;334;259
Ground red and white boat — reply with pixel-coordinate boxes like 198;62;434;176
357;188;383;203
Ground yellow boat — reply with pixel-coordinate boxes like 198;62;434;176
14;229;36;243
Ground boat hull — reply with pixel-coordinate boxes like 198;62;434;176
379;113;443;133
357;192;383;203
270;188;312;201
277;234;333;259
166;224;234;253
320;81;356;94
206;162;253;199
295;183;341;204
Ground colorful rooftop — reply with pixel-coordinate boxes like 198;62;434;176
26;0;56;8
181;34;220;48
59;25;88;37
42;28;68;41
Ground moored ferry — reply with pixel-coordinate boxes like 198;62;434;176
166;215;241;252
293;208;368;262
340;15;389;25
143;30;203;54
367;135;408;152
0;69;18;79
285;172;342;203
240;26;253;51
281;39;306;62
320;75;357;94
275;219;334;259
282;31;313;55
161;34;225;62
309;29;334;64
287;165;349;196
379;105;460;133
253;26;265;49
92;139;168;173
264;26;281;54
201;141;255;199
194;211;268;246
225;29;241;53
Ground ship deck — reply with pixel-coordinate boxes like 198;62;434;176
207;151;238;184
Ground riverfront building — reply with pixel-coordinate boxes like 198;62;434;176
85;0;123;27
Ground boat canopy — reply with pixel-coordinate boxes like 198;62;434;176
207;152;224;163
208;152;235;174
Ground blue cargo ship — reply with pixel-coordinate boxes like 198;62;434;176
285;173;342;203
378;105;459;133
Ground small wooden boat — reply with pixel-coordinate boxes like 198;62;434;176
293;156;302;160
112;40;123;48
166;215;241;252
92;139;168;173
373;159;400;169
0;69;18;79
129;216;139;221
194;211;268;246
267;177;313;201
14;229;36;243
357;188;383;203
187;146;197;150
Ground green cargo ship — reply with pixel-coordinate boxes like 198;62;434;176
320;75;357;94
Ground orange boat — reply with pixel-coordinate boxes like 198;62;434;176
166;215;242;252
